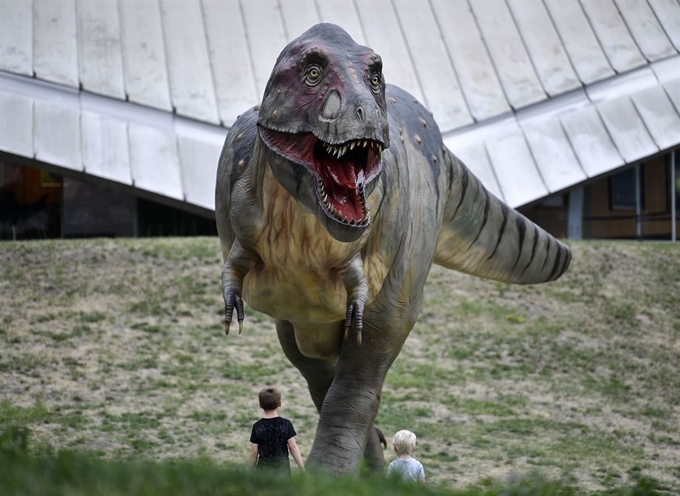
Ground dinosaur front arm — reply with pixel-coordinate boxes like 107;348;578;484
221;240;257;335
338;253;369;344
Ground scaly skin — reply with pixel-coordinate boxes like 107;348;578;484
215;24;570;475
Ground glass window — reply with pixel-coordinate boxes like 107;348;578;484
610;167;643;211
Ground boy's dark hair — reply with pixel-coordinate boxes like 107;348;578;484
259;387;282;411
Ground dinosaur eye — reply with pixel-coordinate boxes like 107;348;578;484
305;65;322;85
370;73;381;92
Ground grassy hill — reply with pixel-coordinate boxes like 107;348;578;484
0;238;678;494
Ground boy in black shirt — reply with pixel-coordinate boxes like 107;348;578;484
249;386;305;473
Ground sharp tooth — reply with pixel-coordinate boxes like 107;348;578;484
350;141;355;150
363;140;368;147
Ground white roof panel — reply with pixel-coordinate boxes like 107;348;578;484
560;105;622;177
521;118;587;192
448;141;504;202
33;0;79;87
34;99;82;170
579;0;647;73
0;90;33;157
81;111;132;185
469;0;546;109
664;79;680;111
279;0;320;41
158;0;219;124
507;0;581;96
77;0;125;99
543;0;614;85
429;0;509;121
613;0;677;61
648;0;680;52
118;0;172;111
202;0;259;126
128;123;183;200
354;0;424;103
597;96;658;163
175;121;226;210
631;85;680;151
0;0;32;76
485;131;548;206
241;0;288;99
315;0;366;45
392;0;472;131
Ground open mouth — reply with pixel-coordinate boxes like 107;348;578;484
259;128;384;226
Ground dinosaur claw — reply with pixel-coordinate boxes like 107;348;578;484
224;319;231;335
356;330;362;345
344;324;350;341
238;320;243;335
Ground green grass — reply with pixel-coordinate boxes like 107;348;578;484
0;427;667;496
0;238;679;493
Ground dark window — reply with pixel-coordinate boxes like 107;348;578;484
610;167;643;211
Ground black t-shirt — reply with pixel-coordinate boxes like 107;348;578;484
250;417;297;471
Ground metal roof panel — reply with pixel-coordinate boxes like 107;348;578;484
241;0;288;98
0;90;33;157
631;84;680;150
354;0;424;103
579;0;647;73
118;0;172;111
597;95;658;163
158;0;220;124
392;0;472;131
447;141;504;202
279;0;320;41
613;0;677;61
33;0;79;87
128;122;183;200
202;0;259;126
315;0;366;45
469;0;546;109
77;0;126;99
507;0;582;96
429;0;510;121
175;121;225;210
521;118;587;193
485;131;549;206
560;105;622;177
81;111;132;184
34;99;82;170
543;0;615;84
648;0;680;52
0;0;32;76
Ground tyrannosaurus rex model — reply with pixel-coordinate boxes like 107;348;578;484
216;23;570;474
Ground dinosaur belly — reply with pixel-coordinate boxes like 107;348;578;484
243;266;347;324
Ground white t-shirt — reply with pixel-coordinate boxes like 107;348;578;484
386;457;425;483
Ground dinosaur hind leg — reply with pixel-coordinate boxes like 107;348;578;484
275;319;385;473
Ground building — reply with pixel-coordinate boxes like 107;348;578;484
1;0;679;241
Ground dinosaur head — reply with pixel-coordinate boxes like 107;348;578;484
258;23;389;243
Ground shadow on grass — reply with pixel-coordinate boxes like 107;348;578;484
0;427;664;496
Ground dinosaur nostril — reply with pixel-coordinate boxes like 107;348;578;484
356;106;364;122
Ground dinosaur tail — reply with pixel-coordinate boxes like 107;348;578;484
434;151;570;284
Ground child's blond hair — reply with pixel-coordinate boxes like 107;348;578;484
392;429;417;455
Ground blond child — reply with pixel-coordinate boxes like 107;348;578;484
386;429;425;484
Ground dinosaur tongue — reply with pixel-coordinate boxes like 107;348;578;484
316;154;365;222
